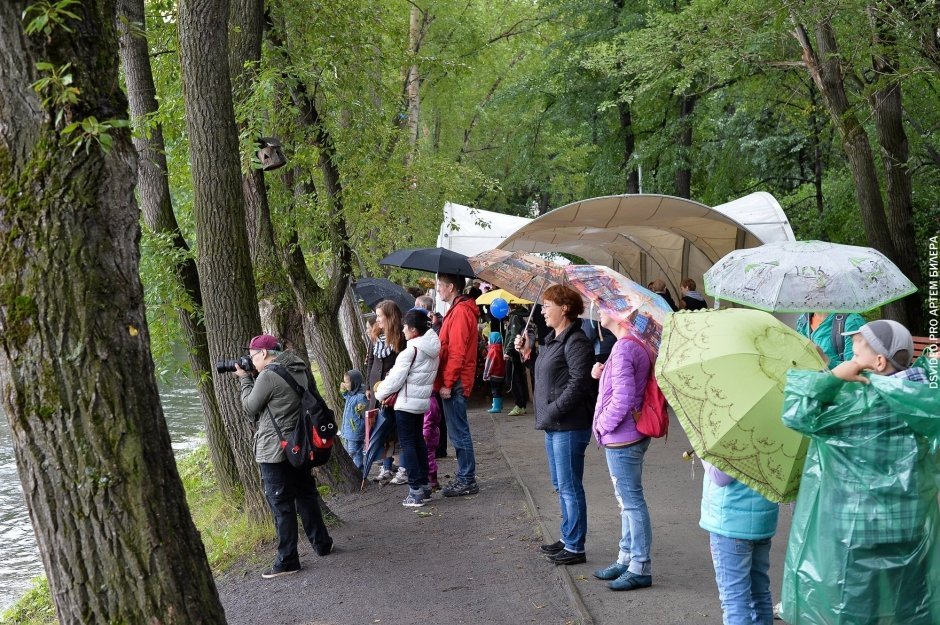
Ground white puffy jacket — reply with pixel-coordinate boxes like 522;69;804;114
375;329;441;414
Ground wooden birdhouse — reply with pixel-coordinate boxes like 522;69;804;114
256;137;286;171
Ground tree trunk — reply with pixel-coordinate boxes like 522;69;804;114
674;94;695;199
618;100;640;194
0;2;226;622
178;0;268;521
792;19;907;324
404;3;422;164
264;9;359;493
807;79;825;219
229;0;311;357
868;6;924;331
340;284;368;371
116;0;240;497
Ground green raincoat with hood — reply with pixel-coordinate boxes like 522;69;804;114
779;362;939;625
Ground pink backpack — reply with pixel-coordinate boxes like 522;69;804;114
625;337;669;438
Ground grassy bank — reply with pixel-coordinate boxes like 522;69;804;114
1;445;272;625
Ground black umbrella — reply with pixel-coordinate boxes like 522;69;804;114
379;246;475;277
353;278;414;314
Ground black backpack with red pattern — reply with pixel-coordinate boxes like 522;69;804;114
266;365;336;468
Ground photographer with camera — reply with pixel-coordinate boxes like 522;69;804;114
232;334;334;579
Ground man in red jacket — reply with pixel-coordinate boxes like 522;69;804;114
435;273;481;496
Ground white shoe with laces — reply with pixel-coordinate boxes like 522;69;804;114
390;467;409;485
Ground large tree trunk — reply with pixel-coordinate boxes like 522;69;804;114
404;3;423;164
116;0;240;497
179;0;268;521
0;2;226;622
229;0;311;356
674;94;695;199
807;79;825;219
868;6;924;331
617;100;640;194
265;8;359;493
792;19;907;325
340;284;368;370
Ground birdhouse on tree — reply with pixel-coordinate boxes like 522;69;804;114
256;137;286;171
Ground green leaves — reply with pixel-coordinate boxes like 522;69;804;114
30;61;80;125
61;117;130;155
22;0;81;36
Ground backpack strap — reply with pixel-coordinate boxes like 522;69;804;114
267;362;330;406
830;314;846;360
262;364;303;449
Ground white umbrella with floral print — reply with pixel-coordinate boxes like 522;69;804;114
703;240;916;313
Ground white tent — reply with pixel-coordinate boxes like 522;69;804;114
436;202;531;256
436;193;794;306
497;192;794;305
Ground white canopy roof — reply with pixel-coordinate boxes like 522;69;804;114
496;192;794;304
437;202;531;256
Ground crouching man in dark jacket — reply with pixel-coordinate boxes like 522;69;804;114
235;334;333;578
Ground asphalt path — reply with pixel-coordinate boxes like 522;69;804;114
491;405;793;625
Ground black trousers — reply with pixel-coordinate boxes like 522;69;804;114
260;461;331;568
507;351;528;408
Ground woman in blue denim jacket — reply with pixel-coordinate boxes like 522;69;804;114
700;461;779;625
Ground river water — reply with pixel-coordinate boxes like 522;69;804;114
0;384;205;611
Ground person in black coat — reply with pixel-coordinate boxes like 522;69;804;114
679;278;708;311
647;279;678;312
515;285;595;566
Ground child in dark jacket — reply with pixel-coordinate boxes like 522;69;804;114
339;369;367;474
483;331;506;413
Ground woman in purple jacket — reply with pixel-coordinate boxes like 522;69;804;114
590;306;654;592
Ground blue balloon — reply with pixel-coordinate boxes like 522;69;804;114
490;298;509;320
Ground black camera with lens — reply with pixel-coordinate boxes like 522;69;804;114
216;355;256;374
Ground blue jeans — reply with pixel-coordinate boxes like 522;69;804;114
709;533;773;625
441;381;476;482
606;438;652;575
259;462;331;569
395;409;429;490
544;429;591;553
342;437;365;475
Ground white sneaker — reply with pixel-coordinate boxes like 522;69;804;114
376;467;393;481
773;602;783;620
390;467;409;485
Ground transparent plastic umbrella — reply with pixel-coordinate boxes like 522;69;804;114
564;264;672;355
703;240;916;313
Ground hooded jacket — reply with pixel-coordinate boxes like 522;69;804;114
533;323;595;431
593;337;650;446
483;332;506;380
376;329;441;413
434;295;480;396
681;290;708;311
239;350;309;463
340;369;367;441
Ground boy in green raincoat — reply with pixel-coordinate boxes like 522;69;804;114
780;320;939;625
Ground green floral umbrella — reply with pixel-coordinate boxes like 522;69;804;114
703;240;917;313
656;308;826;502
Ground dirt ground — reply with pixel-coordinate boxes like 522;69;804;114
216;399;793;625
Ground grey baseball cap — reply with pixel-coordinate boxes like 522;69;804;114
842;319;914;371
